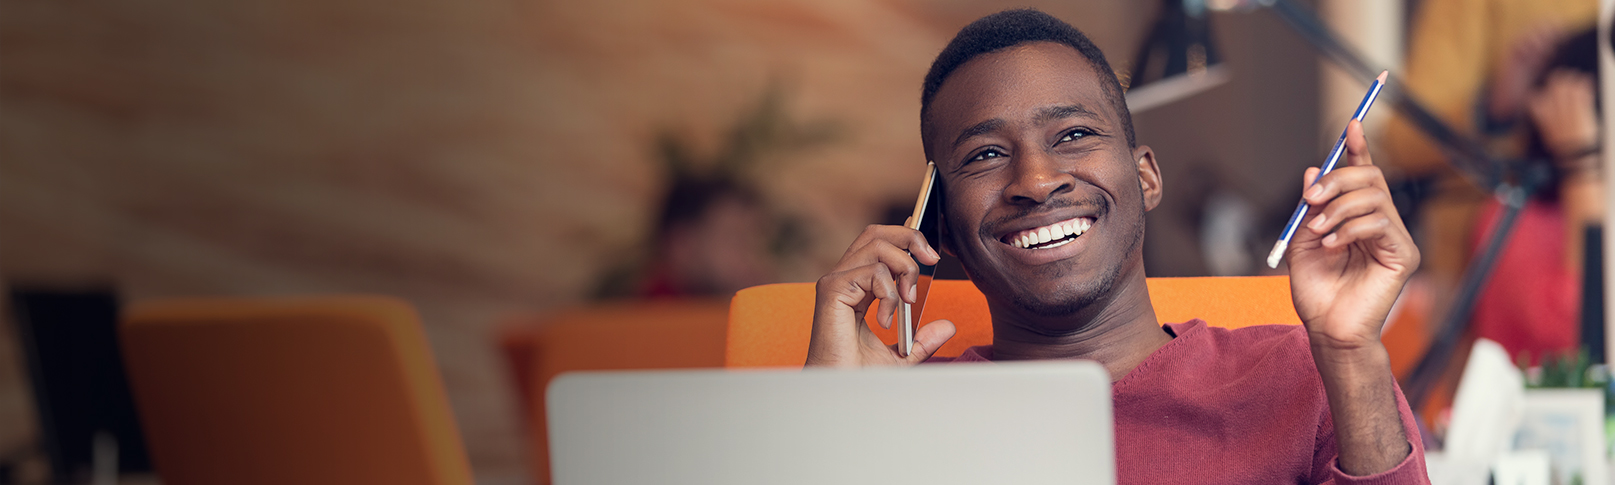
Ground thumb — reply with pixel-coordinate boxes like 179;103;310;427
1344;120;1373;167
904;320;957;364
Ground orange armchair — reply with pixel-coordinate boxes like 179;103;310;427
121;296;473;485
498;299;730;484
726;276;1303;367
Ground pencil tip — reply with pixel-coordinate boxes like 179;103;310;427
1376;71;1388;83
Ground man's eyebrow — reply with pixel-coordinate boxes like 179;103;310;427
951;118;1005;149
1036;104;1100;123
948;105;1102;150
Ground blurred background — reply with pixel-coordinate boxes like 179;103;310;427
1;0;1605;483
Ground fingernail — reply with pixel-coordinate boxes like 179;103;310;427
927;246;939;259
908;284;917;302
1308;213;1327;231
1323;233;1338;246
1305;184;1324;200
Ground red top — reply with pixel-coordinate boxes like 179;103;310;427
1470;199;1580;364
930;319;1429;484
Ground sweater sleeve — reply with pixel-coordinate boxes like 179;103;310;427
1321;378;1431;484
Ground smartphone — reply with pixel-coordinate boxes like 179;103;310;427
900;162;943;357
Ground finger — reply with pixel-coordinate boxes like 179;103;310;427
1343;120;1375;168
1320;211;1399;250
1551;69;1586;85
867;264;900;330
1302;167;1320;193
1542;70;1590;99
811;268;885;367
878;240;922;304
834;239;926;303
904;320;957;364
841;225;939;267
1571;72;1596;91
836;228;938;303
1304;165;1389;207
1563;72;1596;102
813;263;900;330
1305;185;1393;236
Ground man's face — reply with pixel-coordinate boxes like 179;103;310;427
925;41;1161;327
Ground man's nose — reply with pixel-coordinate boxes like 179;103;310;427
1003;150;1074;205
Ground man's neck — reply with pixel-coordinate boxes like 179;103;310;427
986;271;1170;382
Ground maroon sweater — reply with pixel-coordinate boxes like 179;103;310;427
930;319;1429;484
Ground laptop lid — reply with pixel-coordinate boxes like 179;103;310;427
547;361;1113;485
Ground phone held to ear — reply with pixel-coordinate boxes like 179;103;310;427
901;162;942;357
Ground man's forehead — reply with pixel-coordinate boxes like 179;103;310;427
927;42;1115;137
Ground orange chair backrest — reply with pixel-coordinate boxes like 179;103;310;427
726;276;1301;368
498;299;731;484
121;296;473;485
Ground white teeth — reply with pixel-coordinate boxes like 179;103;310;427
1008;217;1094;249
1042;238;1075;249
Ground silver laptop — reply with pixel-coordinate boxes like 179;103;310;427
547;361;1114;485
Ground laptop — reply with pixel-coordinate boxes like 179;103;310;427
547;361;1113;485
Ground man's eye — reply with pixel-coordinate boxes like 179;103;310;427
969;149;1005;162
1057;129;1094;144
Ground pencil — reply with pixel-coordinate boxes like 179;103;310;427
1266;70;1389;269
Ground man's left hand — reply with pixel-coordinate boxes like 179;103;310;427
1285;120;1420;477
1287;120;1420;352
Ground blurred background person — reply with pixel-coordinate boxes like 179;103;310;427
592;173;777;299
1384;0;1595;282
1381;0;1596;351
1469;27;1605;364
590;85;835;300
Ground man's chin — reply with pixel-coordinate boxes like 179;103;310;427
994;257;1124;318
1005;271;1117;319
1011;289;1102;318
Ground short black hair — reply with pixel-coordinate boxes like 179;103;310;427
920;9;1136;157
654;174;758;238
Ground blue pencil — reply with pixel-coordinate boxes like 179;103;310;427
1266;70;1388;269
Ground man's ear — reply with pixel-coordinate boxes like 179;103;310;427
1133;145;1163;211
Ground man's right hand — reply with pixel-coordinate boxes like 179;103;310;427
805;225;957;368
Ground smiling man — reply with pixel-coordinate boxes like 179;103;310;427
805;9;1429;484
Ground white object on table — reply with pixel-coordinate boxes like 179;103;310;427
1492;450;1551;485
1445;339;1527;464
1515;389;1608;485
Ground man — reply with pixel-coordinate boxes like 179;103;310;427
805;9;1428;484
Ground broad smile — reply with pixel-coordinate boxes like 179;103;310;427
1001;217;1093;249
990;214;1100;266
